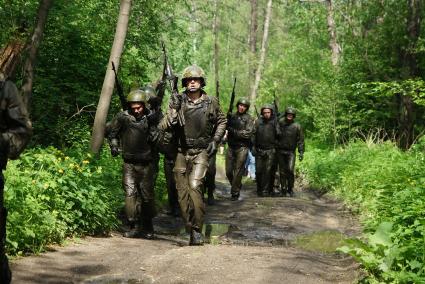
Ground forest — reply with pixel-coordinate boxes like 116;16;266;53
1;0;425;283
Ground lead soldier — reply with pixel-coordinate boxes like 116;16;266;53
159;65;226;245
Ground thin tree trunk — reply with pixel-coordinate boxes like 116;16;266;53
399;0;421;149
212;0;220;94
248;0;258;91
21;0;53;110
325;0;341;66
90;0;132;154
250;0;272;105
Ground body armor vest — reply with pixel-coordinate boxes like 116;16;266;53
120;114;153;162
179;94;215;149
255;118;276;149
277;120;302;152
227;113;252;147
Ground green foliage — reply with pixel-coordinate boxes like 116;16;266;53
4;146;123;255
301;141;425;282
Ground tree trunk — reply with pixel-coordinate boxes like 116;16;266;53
90;0;132;154
248;0;258;91
0;40;26;78
399;0;421;149
325;0;341;66
250;0;272;105
212;0;220;95
21;0;53;110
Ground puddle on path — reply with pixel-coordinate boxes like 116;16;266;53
159;223;237;244
293;230;347;253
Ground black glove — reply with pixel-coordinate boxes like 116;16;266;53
299;153;304;161
111;146;120;157
206;141;217;157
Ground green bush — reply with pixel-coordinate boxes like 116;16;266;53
4;145;168;255
300;140;425;283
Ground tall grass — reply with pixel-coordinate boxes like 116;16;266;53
300;138;425;283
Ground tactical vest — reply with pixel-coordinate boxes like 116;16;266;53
255;118;276;149
179;94;217;149
276;119;302;152
119;113;153;162
227;112;252;147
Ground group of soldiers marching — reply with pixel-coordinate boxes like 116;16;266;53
106;64;304;246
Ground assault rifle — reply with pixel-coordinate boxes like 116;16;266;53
161;41;184;127
216;80;220;102
227;77;237;115
273;93;279;115
254;105;260;119
111;61;127;110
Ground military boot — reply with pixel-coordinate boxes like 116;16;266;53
207;188;215;205
123;222;143;238
141;218;155;240
189;230;204;246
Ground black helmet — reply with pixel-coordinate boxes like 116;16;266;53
236;97;250;110
181;65;206;88
285;106;296;117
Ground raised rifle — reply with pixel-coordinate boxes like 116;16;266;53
111;61;127;110
228;77;237;115
161;41;185;126
216;80;220;102
254;105;260;119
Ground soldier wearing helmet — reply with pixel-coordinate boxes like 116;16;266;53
107;88;159;239
276;106;304;197
159;64;227;245
225;97;254;201
252;104;278;197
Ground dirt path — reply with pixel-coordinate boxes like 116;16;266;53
11;166;361;284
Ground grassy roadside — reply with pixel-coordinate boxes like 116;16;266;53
299;139;425;283
4;146;167;256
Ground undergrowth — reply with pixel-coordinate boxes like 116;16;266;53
300;138;425;283
4;145;166;256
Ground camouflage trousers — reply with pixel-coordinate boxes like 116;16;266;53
277;151;296;193
255;148;277;195
173;149;208;232
122;162;156;225
225;146;249;197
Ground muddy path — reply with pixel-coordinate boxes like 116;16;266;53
11;165;362;283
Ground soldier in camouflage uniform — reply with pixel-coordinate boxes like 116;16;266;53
107;89;159;239
225;97;254;201
276;107;304;197
159;65;226;245
0;74;32;284
252;104;277;197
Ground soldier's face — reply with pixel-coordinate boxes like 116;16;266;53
237;104;248;114
262;109;272;119
130;102;144;118
286;113;294;121
186;78;202;92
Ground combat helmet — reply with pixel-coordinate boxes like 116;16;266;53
126;89;149;104
261;103;274;115
181;65;206;88
140;85;160;109
236;97;250;110
284;106;296;117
